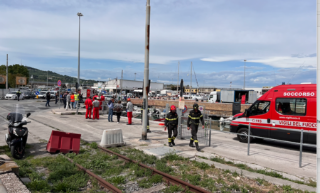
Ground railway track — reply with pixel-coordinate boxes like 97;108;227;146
65;145;211;193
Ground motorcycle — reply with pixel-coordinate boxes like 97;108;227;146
5;105;31;159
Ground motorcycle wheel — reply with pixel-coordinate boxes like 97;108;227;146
11;145;25;159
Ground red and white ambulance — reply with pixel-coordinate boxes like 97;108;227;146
230;84;316;144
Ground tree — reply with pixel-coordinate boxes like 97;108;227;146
0;64;29;88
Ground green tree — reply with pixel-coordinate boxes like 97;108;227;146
0;64;29;88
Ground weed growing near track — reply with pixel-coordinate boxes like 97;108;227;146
16;155;105;192
207;155;317;188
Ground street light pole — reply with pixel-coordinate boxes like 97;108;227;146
316;0;320;191
142;0;151;140
6;54;8;90
47;71;48;88
244;59;246;89
77;12;83;91
134;73;136;81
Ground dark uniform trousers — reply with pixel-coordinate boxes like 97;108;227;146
187;110;204;143
168;125;178;142
165;112;179;143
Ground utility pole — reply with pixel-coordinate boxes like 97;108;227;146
177;61;179;94
316;0;320;191
77;12;83;91
189;62;192;97
142;0;151;140
121;70;123;95
244;59;246;89
6;54;8;89
47;71;48;88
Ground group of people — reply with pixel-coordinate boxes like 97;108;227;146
164;103;204;151
84;95;135;124
44;91;83;108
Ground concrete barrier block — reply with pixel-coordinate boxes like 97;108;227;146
100;129;125;148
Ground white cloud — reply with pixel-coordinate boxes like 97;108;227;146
247;55;316;68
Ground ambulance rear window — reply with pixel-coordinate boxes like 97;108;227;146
276;98;306;116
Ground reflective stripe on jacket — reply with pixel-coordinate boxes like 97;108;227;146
165;112;178;127
187;110;204;127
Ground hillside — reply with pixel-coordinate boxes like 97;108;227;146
27;66;98;85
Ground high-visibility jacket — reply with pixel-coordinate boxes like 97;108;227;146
165;112;178;127
74;94;79;101
187;110;204;127
71;95;75;102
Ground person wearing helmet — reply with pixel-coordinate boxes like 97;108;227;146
165;105;178;147
187;103;204;151
126;98;133;125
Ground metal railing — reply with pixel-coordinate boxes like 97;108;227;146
212;121;316;168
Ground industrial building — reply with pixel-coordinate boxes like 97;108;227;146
93;79;164;94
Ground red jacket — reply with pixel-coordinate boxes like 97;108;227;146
99;95;105;106
85;98;93;109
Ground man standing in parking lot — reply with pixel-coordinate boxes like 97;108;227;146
187;103;205;151
45;92;51;107
16;90;21;101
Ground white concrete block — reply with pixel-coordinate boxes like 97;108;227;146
100;129;125;147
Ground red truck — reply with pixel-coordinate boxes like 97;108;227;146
230;84;316;144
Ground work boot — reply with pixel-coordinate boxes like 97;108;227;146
168;142;173;147
195;142;201;151
147;129;151;133
189;140;195;147
171;139;175;146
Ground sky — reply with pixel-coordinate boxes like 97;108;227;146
0;0;316;88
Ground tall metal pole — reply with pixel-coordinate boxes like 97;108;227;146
177;61;179;94
316;0;320;191
142;0;151;140
6;54;8;89
244;59;246;89
77;12;83;91
134;73;136;81
47;71;48;88
121;70;123;95
189;62;192;97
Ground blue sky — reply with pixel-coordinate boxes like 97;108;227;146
0;0;316;88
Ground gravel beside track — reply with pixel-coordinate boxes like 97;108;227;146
0;173;30;193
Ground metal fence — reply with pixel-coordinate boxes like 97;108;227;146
213;122;316;168
178;116;211;146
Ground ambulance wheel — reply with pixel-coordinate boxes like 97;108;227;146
237;128;253;143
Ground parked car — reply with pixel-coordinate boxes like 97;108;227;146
23;91;36;99
50;91;57;99
38;91;47;99
5;91;24;100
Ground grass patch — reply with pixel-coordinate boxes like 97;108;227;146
209;156;316;188
138;174;163;188
18;155;89;192
89;142;98;149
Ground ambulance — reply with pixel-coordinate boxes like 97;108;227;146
230;84;316;144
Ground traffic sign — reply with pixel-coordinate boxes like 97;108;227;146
57;80;61;86
199;106;204;111
35;91;39;95
182;105;187;114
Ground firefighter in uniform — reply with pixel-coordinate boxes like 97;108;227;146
164;105;178;147
141;107;151;133
187;103;204;151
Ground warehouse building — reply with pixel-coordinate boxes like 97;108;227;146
93;79;164;94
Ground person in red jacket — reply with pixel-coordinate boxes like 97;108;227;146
99;94;105;110
92;97;100;120
85;96;93;119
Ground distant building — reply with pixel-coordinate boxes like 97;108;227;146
93;79;164;94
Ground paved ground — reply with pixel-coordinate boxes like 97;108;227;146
0;99;316;184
